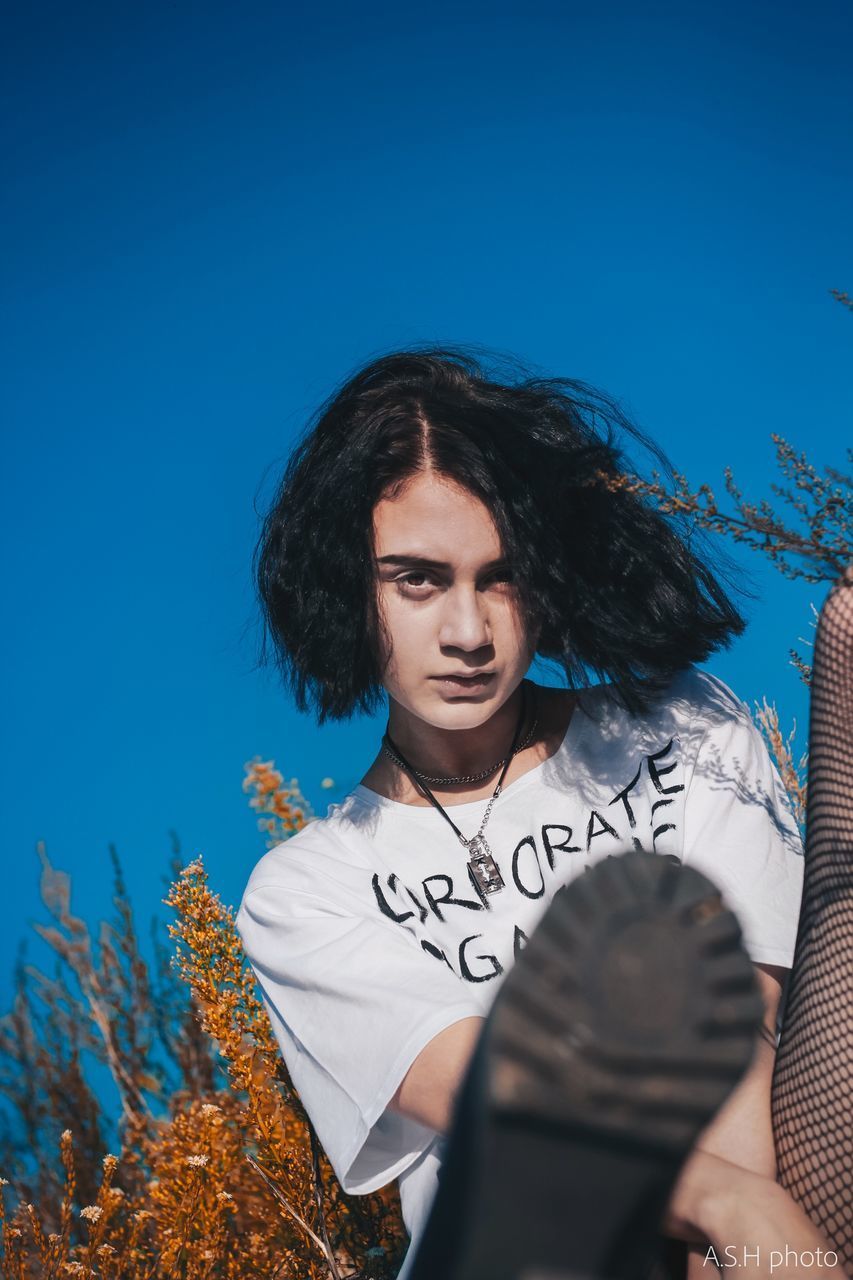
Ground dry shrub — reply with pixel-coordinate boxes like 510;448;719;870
594;435;851;591
243;759;315;848
0;773;405;1279
753;699;808;834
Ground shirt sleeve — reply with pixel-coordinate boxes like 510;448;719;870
680;673;805;969
236;877;482;1195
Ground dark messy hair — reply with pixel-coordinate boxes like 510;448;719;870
255;345;745;722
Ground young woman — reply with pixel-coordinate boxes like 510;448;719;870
237;348;842;1279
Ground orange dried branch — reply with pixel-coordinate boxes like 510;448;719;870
165;861;331;1264
243;760;315;848
754;700;808;833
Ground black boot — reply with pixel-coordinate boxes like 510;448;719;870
407;850;762;1280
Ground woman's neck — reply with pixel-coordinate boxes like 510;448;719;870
358;682;576;807
385;681;528;781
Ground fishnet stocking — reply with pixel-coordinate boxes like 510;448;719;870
772;568;853;1267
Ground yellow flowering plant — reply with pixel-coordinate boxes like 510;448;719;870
0;772;405;1279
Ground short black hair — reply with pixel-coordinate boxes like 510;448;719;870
255;345;744;722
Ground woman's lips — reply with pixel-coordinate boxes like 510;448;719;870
431;673;496;692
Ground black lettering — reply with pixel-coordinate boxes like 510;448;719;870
405;887;429;924
421;939;454;970
541;824;581;871
609;763;643;828
586;810;620;850
372;873;415;925
422;874;483;922
511;835;545;899
652;823;677;849
459;934;503;983
647;739;685;795
651;797;674;817
513;925;529;960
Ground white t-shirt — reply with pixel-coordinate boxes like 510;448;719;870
237;669;804;1274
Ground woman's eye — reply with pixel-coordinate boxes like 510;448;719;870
396;572;435;594
392;568;513;596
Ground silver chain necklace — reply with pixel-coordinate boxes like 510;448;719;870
380;681;535;897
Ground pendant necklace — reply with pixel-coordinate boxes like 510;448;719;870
381;681;535;897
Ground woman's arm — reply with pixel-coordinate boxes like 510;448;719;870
677;963;782;1276
687;963;784;1177
390;1015;483;1131
671;967;783;1269
665;964;847;1279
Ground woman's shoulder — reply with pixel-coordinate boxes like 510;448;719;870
575;666;751;753
545;668;759;820
654;666;751;727
240;799;373;910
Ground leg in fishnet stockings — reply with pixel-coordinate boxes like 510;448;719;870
772;567;853;1268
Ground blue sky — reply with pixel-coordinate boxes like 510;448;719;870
2;0;851;1006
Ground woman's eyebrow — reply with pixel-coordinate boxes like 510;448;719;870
375;554;509;570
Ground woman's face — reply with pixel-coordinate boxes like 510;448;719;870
371;470;537;730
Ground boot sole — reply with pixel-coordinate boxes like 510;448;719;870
450;851;763;1280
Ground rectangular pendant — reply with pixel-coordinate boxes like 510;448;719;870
467;836;505;895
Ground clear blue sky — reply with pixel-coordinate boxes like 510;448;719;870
2;0;851;1005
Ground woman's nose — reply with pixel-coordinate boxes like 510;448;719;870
438;587;492;651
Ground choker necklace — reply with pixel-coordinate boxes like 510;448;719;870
380;681;535;896
381;702;539;785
